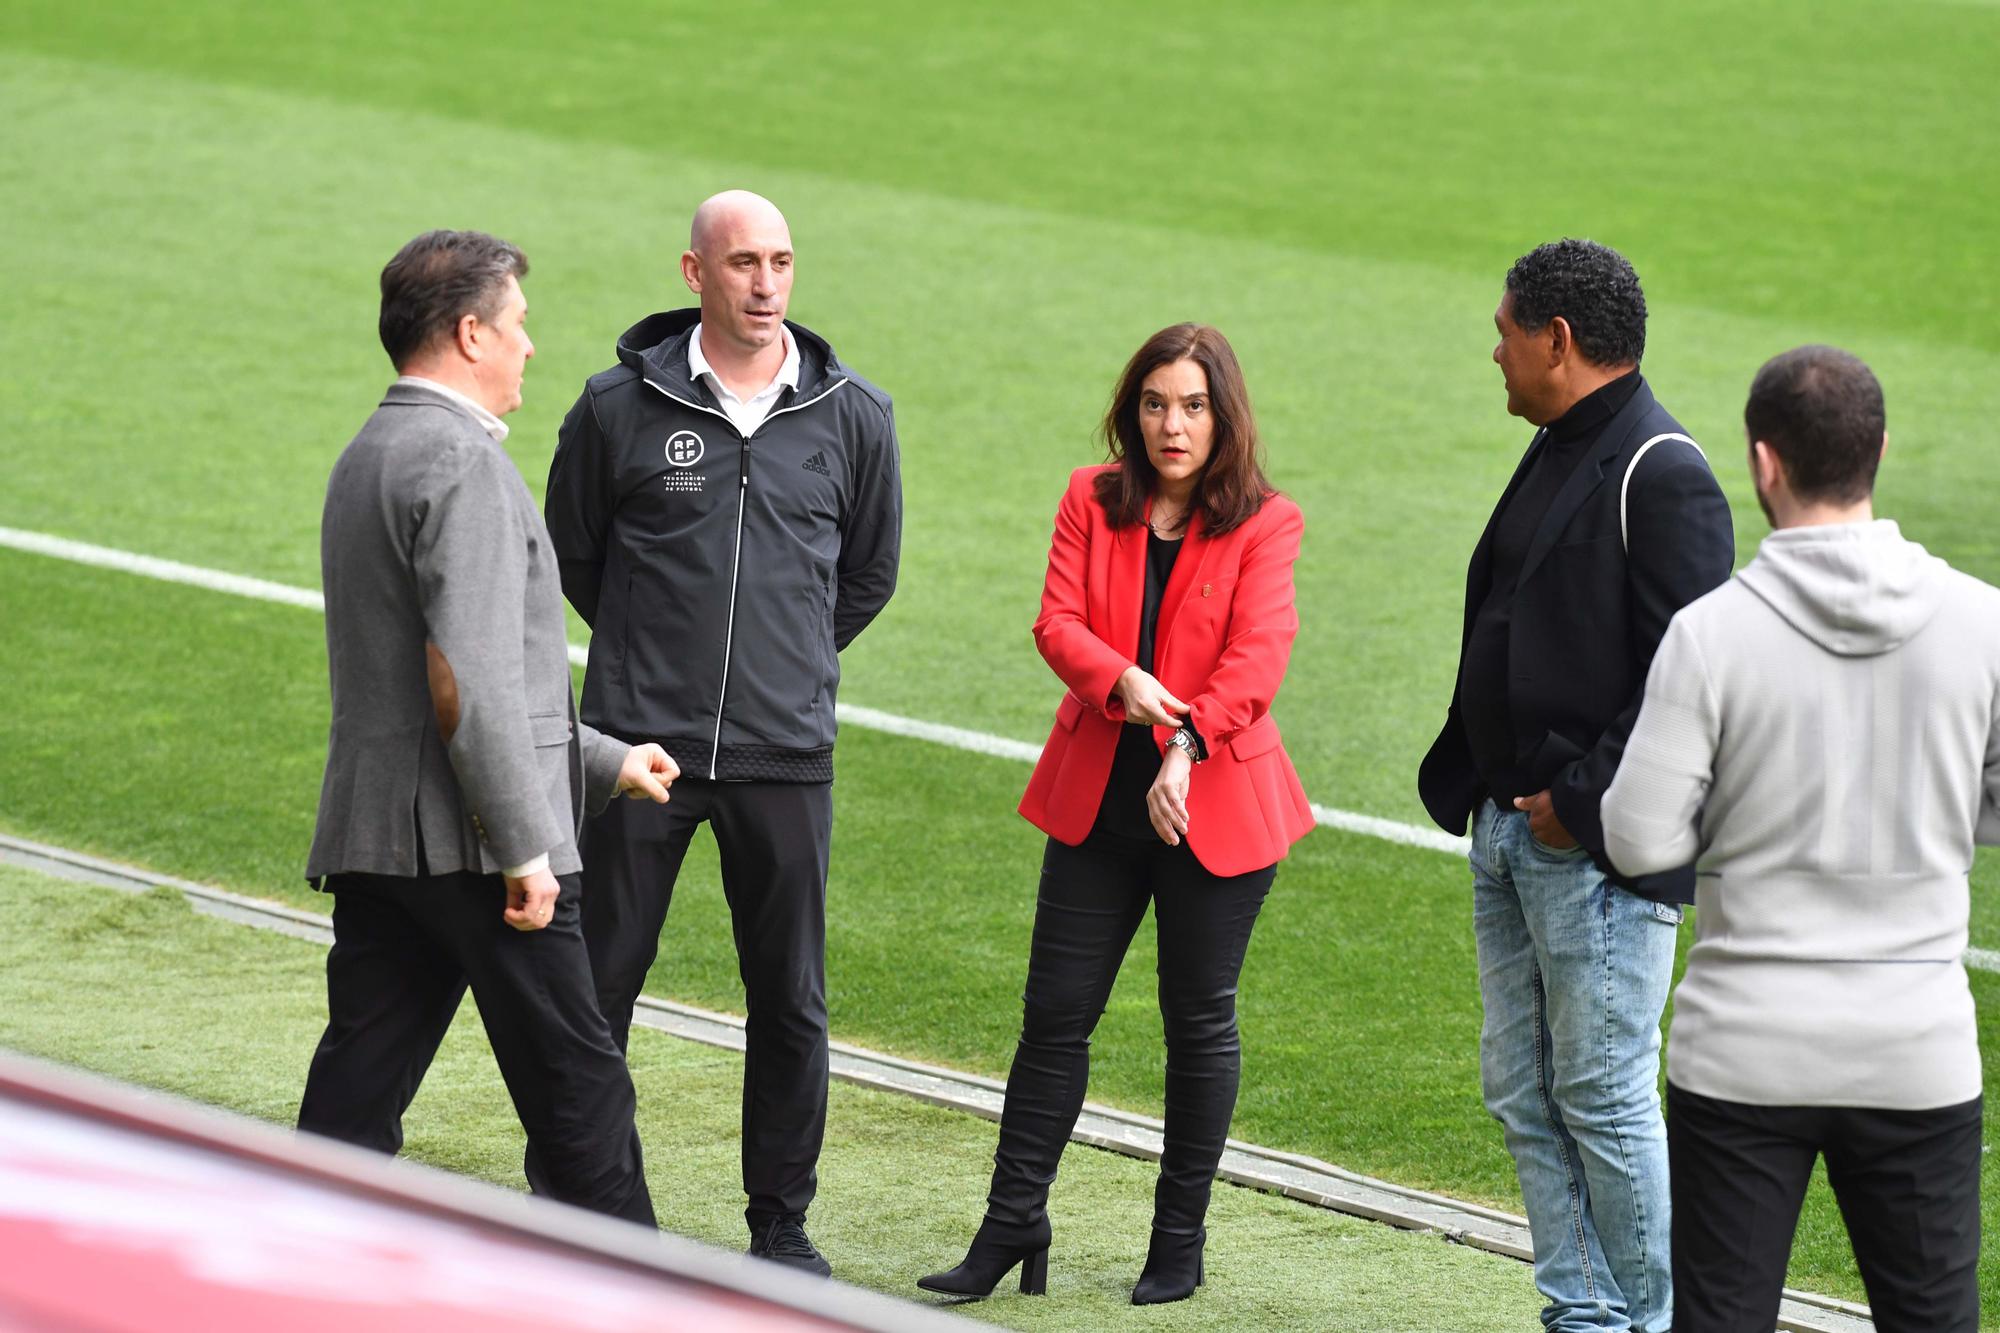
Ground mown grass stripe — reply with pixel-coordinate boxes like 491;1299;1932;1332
18;518;1999;1036
0;524;1467;856
0;832;1881;1332
0;863;1572;1330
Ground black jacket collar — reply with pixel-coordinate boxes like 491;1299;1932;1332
613;308;842;401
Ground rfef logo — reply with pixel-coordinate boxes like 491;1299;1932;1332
665;430;705;468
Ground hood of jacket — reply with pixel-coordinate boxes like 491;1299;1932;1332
613;308;842;399
1736;519;1947;657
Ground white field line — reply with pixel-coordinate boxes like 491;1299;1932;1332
6;524;1470;860
825;705;1468;852
28;524;1964;850
13;524;2000;983
0;526;328;612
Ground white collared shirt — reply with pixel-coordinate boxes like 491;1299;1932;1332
688;324;799;438
395;375;510;443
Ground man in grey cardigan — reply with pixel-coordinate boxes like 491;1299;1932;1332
1603;346;1998;1332
299;230;678;1224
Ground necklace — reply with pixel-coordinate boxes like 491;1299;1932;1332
1148;500;1188;538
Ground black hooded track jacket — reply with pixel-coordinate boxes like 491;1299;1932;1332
545;310;901;782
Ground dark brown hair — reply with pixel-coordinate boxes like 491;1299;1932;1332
1092;323;1272;535
378;229;528;370
1744;345;1885;504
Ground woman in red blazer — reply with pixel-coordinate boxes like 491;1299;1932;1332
919;324;1313;1306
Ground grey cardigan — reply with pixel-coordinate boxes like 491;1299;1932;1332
307;381;626;882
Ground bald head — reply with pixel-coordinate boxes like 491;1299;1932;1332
689;190;790;257
681;190;796;366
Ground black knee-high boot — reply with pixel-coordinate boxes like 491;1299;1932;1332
986;1022;1092;1228
1134;997;1241;1303
916;1028;1082;1298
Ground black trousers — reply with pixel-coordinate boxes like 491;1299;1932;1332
298;870;654;1226
1667;1081;1982;1333
577;778;833;1226
986;831;1273;1236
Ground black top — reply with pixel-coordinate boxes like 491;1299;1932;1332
1458;369;1643;802
1095;530;1182;841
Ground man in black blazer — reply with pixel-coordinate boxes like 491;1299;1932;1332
1418;239;1733;1333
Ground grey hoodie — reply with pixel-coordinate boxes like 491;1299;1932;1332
1603;520;2000;1108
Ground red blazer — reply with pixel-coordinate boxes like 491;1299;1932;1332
1018;465;1315;877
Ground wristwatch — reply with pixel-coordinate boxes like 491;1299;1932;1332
1167;727;1202;762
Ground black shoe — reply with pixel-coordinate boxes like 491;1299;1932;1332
748;1214;833;1278
916;1216;1051;1299
1130;1226;1205;1305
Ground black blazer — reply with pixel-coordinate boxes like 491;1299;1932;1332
1418;378;1734;903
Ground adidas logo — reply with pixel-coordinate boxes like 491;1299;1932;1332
802;451;831;475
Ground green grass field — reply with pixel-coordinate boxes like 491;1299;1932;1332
3;0;1998;1321
0;865;1551;1330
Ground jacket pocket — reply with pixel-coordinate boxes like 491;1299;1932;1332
815;581;839;697
606;569;633;684
622;560;724;722
716;579;831;749
1229;714;1280;759
1055;691;1086;732
528;711;572;747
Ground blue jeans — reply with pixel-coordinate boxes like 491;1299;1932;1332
1471;799;1681;1333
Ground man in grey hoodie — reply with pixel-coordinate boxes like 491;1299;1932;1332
1602;346;1998;1332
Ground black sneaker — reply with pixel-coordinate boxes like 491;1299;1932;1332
748;1213;833;1277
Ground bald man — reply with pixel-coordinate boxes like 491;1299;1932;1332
544;191;901;1274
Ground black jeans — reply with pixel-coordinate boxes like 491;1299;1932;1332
298;870;654;1226
1667;1081;1982;1333
986;831;1274;1236
575;778;833;1227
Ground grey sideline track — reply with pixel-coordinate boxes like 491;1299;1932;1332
0;832;1876;1333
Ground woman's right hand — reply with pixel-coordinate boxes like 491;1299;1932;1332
1114;665;1190;727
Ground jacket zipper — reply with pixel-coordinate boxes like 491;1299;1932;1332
641;376;852;778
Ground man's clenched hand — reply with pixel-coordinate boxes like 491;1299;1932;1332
617;743;679;803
